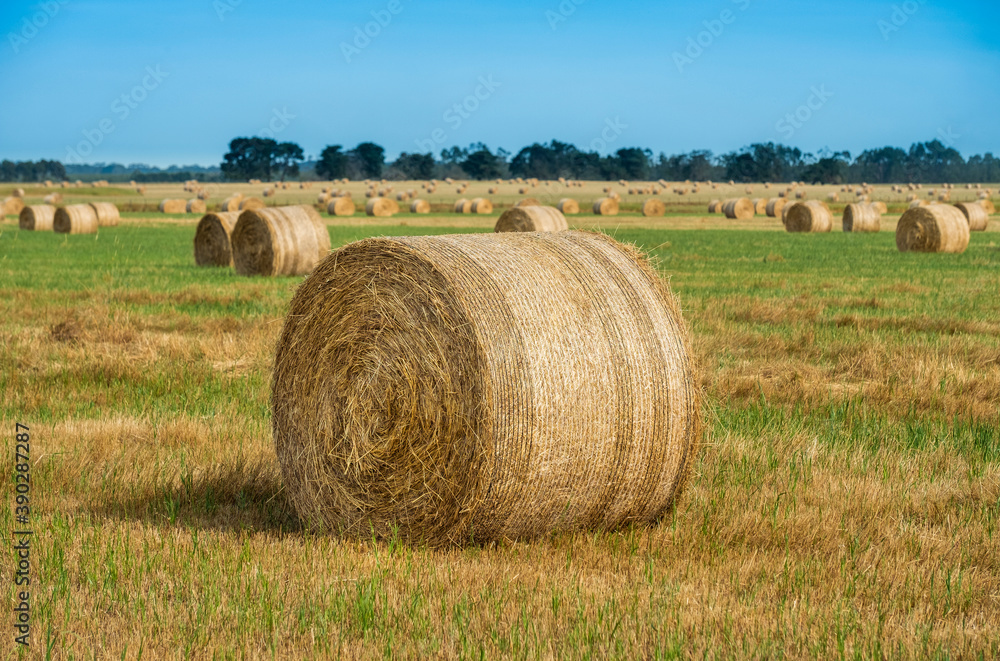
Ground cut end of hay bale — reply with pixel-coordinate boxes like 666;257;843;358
954;202;989;232
271;230;702;545
593;198;619;216
784;201;833;233
194;211;240;267
327;197;357;217
470;198;493;214
54;204;99;234
897;204;970;253
557;198;580;215
495;206;568;233
366;197;400;217
19;205;56;231
231;205;331;277
159;199;187;214
410;199;431;214
722;198;754;220
842;203;881;233
641;198;666;217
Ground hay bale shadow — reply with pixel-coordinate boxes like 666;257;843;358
93;456;301;534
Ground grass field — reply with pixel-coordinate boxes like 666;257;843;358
2;213;999;659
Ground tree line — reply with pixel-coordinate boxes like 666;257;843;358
0;159;67;182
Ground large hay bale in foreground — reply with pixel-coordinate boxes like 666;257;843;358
410;199;431;214
471;198;493;214
231;206;331;276
897;205;970;254
722;198;754;220
186;199;207;214
240;197;266;211
366;197;399;217
557;198;580;215
593;197;619;215
765;198;787;218
954;202;989;232
194;211;241;267
495;205;568;233
19;205;56;231
159;199;187;213
272;231;702;545
784;201;833;233
54;204;99;234
842;203;881;233
642;198;666;217
327;197;356;216
221;195;244;212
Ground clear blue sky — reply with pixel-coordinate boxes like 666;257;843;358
1;0;997;167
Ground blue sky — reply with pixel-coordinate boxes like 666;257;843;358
1;0;997;167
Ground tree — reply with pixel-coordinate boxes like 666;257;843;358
273;142;304;180
350;142;385;178
316;145;349;180
615;148;651;180
802;151;851;184
461;146;503;180
221;137;277;181
392;152;435;179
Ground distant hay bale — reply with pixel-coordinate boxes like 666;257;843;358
3;197;25;215
708;200;721;213
43;193;63;205
186;199;207;214
495;205;568;233
19;205;56;231
471;198;493;214
765;198;787;218
221;195;244;212
240;197;266;211
54;204;99;234
593;198;619;215
410;199;431;214
194;211;240;267
722;198;754;220
327;197;356;216
557;198;580;215
909;199;929;208
89;202;120;226
642;198;666;217
365;197;399;217
872;201;888;214
897;205;970;253
842;203;881;233
13;188;25;198
784;201;833;233
519;187;528;194
795;191;807;199
159;199;187;214
979;199;995;215
197;190;210;200
516;198;541;207
827;193;840;202
454;199;472;214
954;202;989;232
231;205;331;276
272;230;701;544
752;198;768;215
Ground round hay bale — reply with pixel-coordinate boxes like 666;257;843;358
410;199;431;214
872;201;888;214
954;202;989;232
327;197;356;216
12;188;25;198
54;204;99;234
197;190;210;200
221;196;244;212
827;193;840;202
19;205;56;231
159;199;187;214
89;202;120;226
593;198;619;215
495;206;568;233
272;230;701;544
3;197;26;216
909;199;929;209
979;199;995;215
765;198;787;218
642;198;666;217
365;197;399;217
842;203;881;233
194;211;240;267
470;198;493;214
897;205;970;253
708;200;721;213
752;198;768;215
43;193;63;205
784;201;833;233
557;198;580;215
240;197;266;211
186;199;207;214
231;205;331;276
721;198;754;220
454;199;472;214
516;198;541;207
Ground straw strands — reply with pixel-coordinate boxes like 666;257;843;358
954;202;989;232
194;211;240;267
784;201;833;233
842;203;881;233
231;205;331;276
896;204;970;253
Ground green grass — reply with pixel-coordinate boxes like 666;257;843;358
1;220;998;659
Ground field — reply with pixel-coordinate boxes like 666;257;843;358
2;190;999;659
